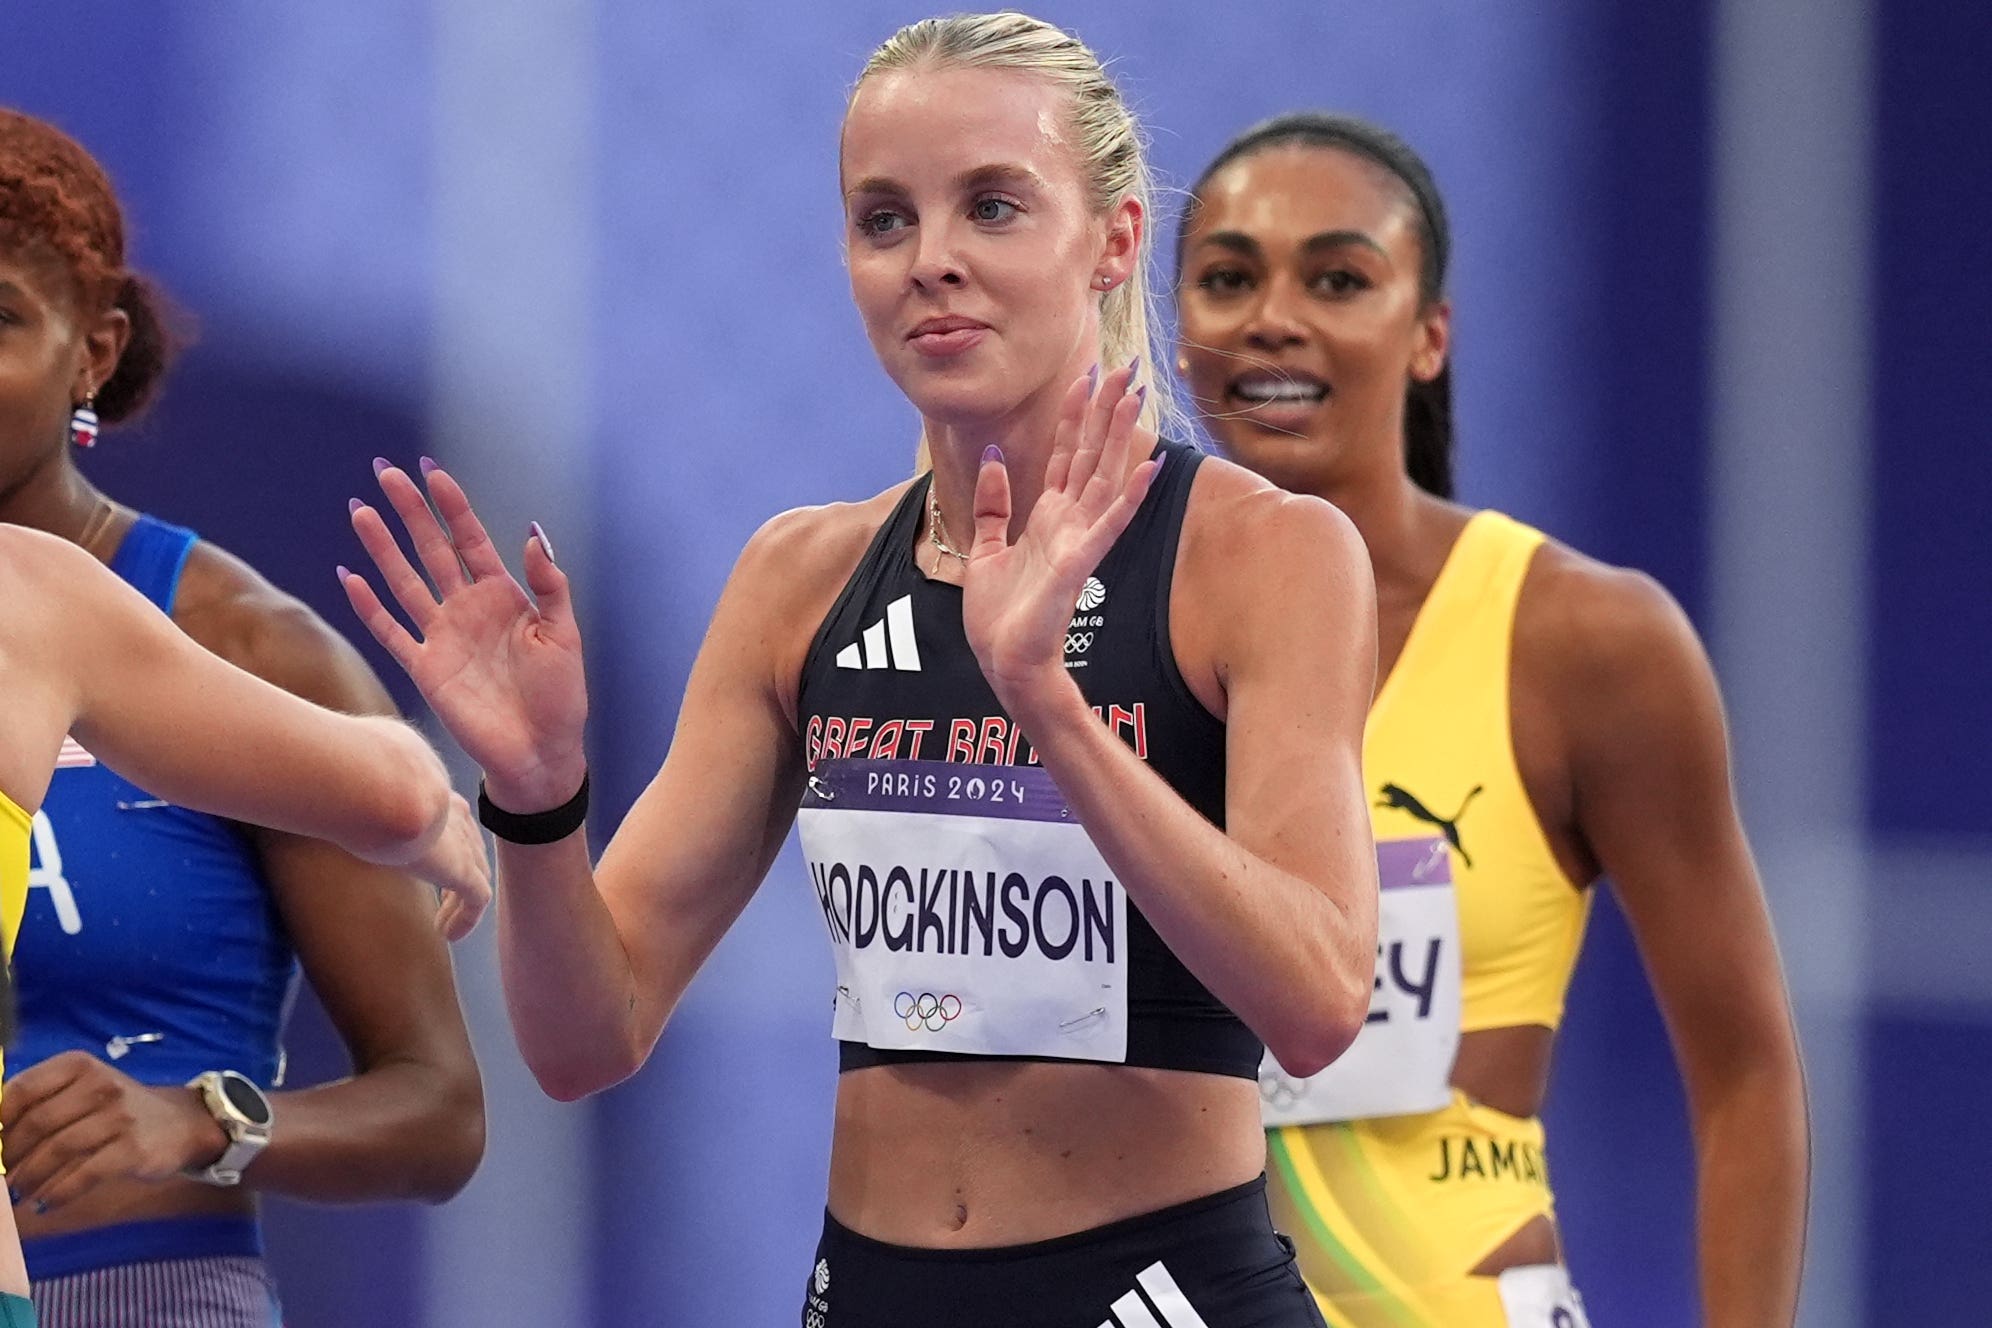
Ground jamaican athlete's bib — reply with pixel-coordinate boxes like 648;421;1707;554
798;759;1128;1063
1260;836;1461;1123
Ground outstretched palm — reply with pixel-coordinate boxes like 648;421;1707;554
962;365;1161;698
341;463;588;811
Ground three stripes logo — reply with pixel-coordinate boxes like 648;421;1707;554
1094;1261;1211;1328
835;595;922;672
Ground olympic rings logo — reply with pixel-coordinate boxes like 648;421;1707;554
1065;631;1094;655
895;991;963;1032
1258;1068;1309;1111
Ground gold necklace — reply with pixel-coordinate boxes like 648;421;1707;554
926;481;970;566
75;499;119;560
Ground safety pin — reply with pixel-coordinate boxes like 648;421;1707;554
115;799;169;812
807;776;837;802
1058;1007;1108;1033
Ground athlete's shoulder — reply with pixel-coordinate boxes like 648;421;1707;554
174;539;394;715
1514;528;1714;728
0;524;118;618
1180;450;1370;587
732;481;915;600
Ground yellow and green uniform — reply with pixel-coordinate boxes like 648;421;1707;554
1267;511;1592;1327
0;786;27;1080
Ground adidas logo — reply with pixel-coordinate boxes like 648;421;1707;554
1095;1261;1210;1328
835;595;922;672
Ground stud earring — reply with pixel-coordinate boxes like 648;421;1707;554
70;395;100;449
1095;274;1117;291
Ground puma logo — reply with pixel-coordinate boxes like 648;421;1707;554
1376;783;1483;868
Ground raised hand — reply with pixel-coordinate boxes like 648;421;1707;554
961;363;1161;701
341;461;588;812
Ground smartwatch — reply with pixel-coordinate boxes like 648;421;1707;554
183;1070;274;1186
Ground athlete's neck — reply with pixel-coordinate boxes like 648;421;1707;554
0;447;120;561
1305;460;1463;598
920;363;1095;553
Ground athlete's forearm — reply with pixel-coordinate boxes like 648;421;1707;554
1694;1060;1809;1327
239;1060;483;1202
1002;673;1371;1076
494;835;647;1100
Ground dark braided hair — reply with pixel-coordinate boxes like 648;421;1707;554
1180;112;1455;498
0;108;181;425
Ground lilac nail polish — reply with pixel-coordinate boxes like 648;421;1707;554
1086;363;1100;393
530;521;556;563
1135;384;1149;407
372;457;391;477
335;565;352;581
349;498;365;514
419;456;439;476
982;444;1003;465
1127;355;1141;381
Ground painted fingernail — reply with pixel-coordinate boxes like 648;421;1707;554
335;564;351;582
1127;356;1141;382
31;1200;47;1216
981;444;1003;465
349;498;365;514
530;521;556;563
372;457;391;477
1087;363;1099;393
419;456;439;476
1135;384;1149;407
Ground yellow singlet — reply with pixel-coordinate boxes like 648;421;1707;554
1267;511;1594;1327
0;788;28;1086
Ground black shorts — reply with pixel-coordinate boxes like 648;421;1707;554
801;1175;1324;1328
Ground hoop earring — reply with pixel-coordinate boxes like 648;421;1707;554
70;396;100;449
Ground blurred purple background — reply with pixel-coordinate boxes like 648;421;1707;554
5;1;1982;1323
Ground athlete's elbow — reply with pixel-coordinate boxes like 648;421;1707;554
530;1036;647;1103
533;1055;634;1103
1266;982;1367;1079
412;1098;487;1202
1265;1013;1360;1080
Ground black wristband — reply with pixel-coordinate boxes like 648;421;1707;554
478;773;590;845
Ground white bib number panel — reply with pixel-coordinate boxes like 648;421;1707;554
799;759;1128;1064
1260;836;1460;1125
1496;1265;1590;1328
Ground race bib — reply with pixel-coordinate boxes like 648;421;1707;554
1496;1265;1591;1328
797;759;1128;1063
1260;836;1461;1124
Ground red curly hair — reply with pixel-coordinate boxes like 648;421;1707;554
0;108;178;423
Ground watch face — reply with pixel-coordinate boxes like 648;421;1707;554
220;1072;273;1126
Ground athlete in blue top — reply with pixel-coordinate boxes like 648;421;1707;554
0;108;486;1326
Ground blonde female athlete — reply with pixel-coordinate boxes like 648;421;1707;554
344;15;1381;1327
1174;113;1807;1328
0;525;491;1327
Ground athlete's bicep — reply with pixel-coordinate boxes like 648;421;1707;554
1561;575;1797;1088
1215;495;1378;896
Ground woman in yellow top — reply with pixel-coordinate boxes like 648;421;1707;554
1174;113;1807;1327
0;525;492;1326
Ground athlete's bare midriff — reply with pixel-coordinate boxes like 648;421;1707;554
828;1061;1263;1248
